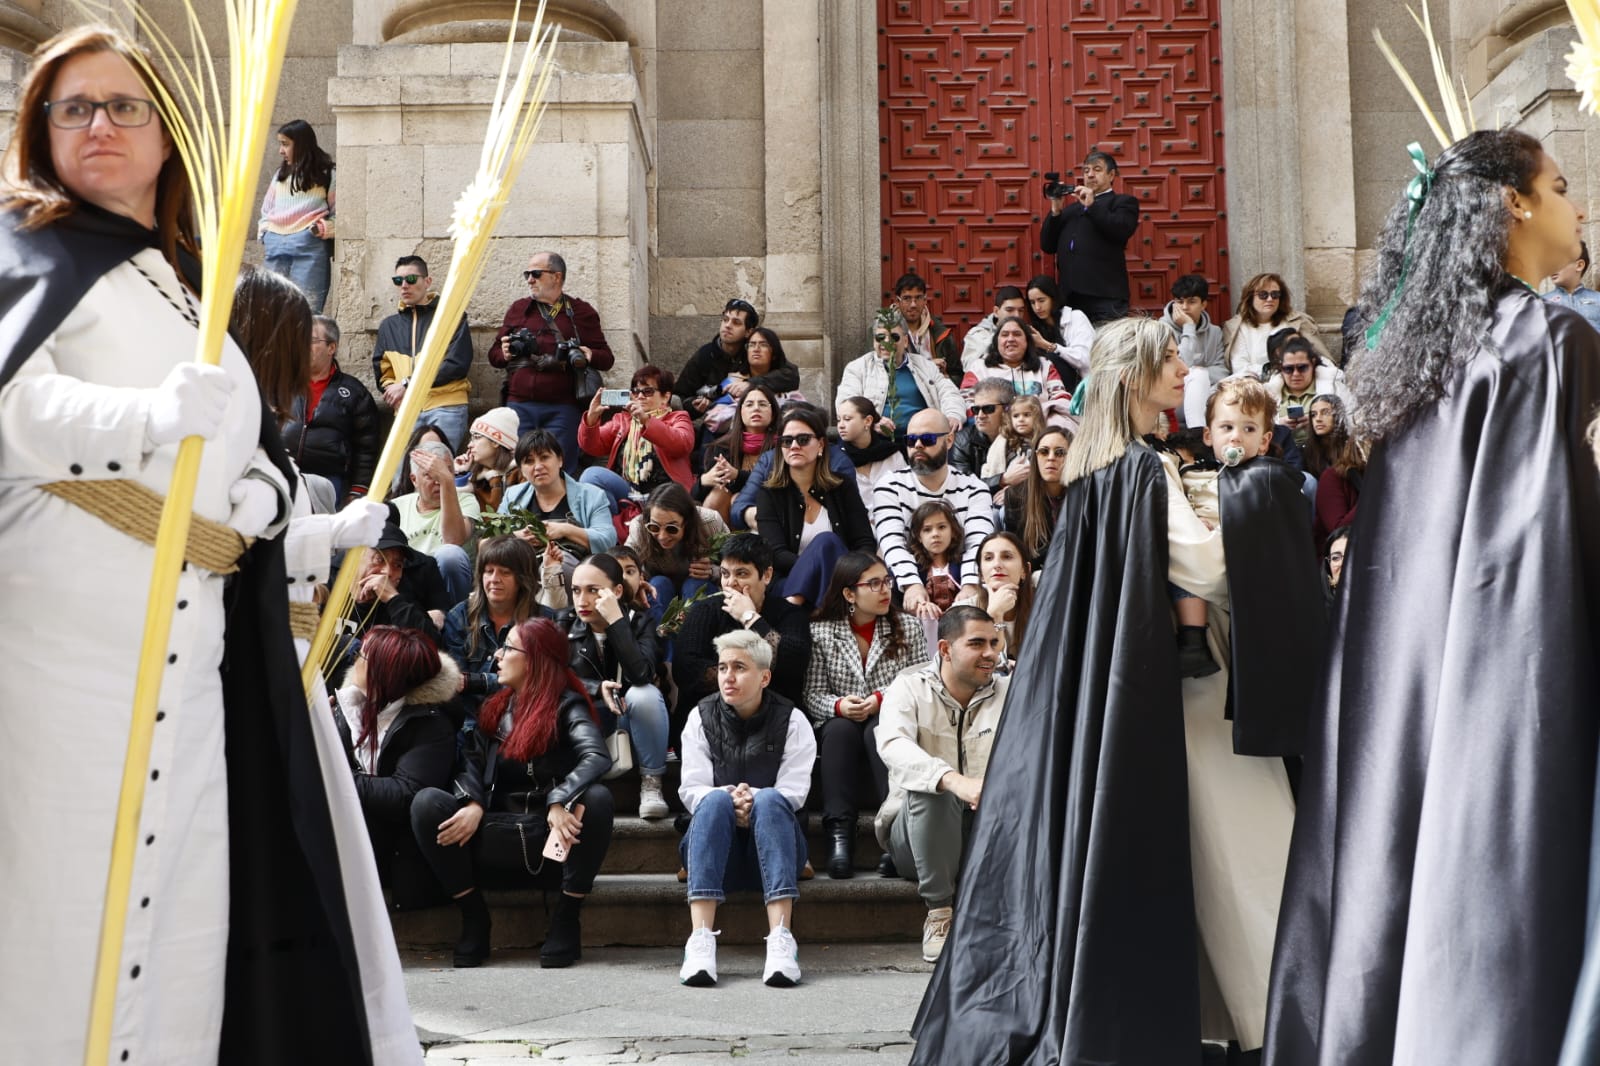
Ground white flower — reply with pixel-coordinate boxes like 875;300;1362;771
1567;40;1600;116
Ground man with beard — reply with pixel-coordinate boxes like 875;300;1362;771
870;409;994;617
674;299;797;419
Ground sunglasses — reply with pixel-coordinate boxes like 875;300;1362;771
874;332;902;344
971;403;1010;415
852;576;893;592
645;521;683;536
1254;290;1283;300
779;433;818;448
725;299;757;315
1282;363;1314;374
391;274;422;285
906;432;944;447
1036;446;1070;459
523;269;555;280
630;387;659;397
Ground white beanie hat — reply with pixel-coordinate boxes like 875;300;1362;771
471;407;521;452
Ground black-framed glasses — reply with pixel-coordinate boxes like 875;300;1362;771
645;521;683;536
391;274;422;285
1281;362;1314;374
971;403;1010;415
1254;290;1283;300
1036;446;1070;459
630;386;659;397
523;269;555;280
496;642;526;657
44;97;156;129
906;432;944;447
779;433;817;448
852;576;892;592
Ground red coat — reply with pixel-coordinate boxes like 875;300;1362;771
577;408;696;492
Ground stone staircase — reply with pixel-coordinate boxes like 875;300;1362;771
387;769;926;948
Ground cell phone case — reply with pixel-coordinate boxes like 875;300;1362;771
541;802;586;862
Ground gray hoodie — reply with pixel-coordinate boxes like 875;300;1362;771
1162;300;1226;384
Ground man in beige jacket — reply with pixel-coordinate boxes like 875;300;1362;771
875;605;1009;962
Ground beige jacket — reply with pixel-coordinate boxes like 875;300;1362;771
873;663;1011;846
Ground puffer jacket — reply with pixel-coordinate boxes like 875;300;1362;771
873;662;1011;847
282;361;380;496
452;688;610;812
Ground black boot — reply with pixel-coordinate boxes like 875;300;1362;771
1225;1044;1261;1066
452;888;491;968
539;893;584;969
1177;625;1221;678
876;851;898;878
824;816;855;879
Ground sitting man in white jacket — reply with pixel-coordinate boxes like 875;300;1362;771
875;605;1010;964
838;310;967;436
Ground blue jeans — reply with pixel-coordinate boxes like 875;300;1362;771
647;574;709;663
416;404;471;455
580;466;637;514
509;400;581;475
617;683;670;775
680;788;807;904
770;531;847;608
262;228;332;313
432;543;472;605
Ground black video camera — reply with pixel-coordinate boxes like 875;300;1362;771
1043;171;1073;199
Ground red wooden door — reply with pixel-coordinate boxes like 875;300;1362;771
879;0;1229;340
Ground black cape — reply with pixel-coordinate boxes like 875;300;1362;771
1219;457;1327;757
912;442;1202;1064
1265;287;1600;1065
0;207;374;1065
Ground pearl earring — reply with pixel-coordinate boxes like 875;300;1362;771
1524;211;1533;219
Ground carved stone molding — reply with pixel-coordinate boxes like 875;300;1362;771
381;0;626;45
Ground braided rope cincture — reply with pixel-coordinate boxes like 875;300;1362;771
38;479;251;574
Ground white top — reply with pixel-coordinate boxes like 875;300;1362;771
1227;320;1275;379
798;503;834;552
678;703;817;814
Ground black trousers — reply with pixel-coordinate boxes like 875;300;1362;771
816;716;889;823
1065;291;1129;325
410;784;615;896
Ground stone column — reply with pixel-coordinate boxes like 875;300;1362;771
329;6;650;413
1296;0;1358;330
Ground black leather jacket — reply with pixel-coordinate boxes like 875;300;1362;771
453;689;610;812
557;606;660;698
949;423;1002;494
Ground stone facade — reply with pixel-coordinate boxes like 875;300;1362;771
0;0;1595;402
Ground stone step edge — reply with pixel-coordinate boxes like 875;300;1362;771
459;871;922;906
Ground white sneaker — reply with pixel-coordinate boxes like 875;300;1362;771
679;926;719;987
762;922;802;987
639;774;669;820
922;906;953;963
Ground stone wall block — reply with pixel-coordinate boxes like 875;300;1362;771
657;119;764;189
657;50;763;120
364;144;427;238
338;108;403;147
653;256;766;315
764;252;822;316
334;145;369;235
647;315;715;372
402;108;497;146
658;188;765;257
330;75;401;107
400;75;502;106
558;106;631;146
338;44;452;78
558;70;642;105
595;141;634;237
658;0;763;51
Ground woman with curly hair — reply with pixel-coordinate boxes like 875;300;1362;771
1266;129;1600;1065
1301;392;1348;478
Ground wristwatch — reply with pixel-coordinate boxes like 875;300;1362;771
740;610;758;627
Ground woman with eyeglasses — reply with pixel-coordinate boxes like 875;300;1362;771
754;407;877;608
1302;393;1346;478
1222;273;1329;380
625;480;728;611
443;534;542;728
697;382;779;523
961;316;1070;425
802;552;931;879
258;119;335;313
1002;427;1071;566
411;617;615;970
0;26;404;1061
1321;525;1350;614
333;626;458;904
579;364;695;506
837;308;968;437
702;326;805;435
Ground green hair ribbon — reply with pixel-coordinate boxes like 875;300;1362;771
1364;142;1434;351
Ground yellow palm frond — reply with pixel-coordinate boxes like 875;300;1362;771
1372;0;1476;151
1565;0;1600;114
303;0;562;692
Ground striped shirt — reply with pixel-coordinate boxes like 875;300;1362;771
258;171;336;237
871;466;995;591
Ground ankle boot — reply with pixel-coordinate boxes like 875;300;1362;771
1177;624;1221;678
453;888;492;968
824;816;855;879
539;893;584;969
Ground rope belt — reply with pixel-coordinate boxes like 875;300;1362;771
38;478;253;575
287;601;320;640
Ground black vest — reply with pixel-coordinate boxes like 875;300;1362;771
699;692;793;789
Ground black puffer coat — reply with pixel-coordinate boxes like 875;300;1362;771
282;362;381;498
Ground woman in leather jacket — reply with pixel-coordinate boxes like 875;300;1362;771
409;618;614;969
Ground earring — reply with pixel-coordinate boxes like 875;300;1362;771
847;601;855;617
1524;211;1533;219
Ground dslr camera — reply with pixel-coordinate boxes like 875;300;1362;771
505;328;588;373
1043;171;1073;199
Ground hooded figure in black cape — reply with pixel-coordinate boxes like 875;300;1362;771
1264;130;1600;1066
911;318;1321;1064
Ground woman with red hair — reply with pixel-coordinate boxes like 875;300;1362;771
410;618;614;969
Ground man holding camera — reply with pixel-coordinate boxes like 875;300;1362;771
491;251;615;473
1039;151;1141;324
373;255;477;451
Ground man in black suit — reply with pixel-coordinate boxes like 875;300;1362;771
1039;150;1141;324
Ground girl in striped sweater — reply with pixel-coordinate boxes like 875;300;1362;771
258;119;335;312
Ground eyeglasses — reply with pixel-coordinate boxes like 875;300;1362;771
496;643;527;657
310;334;331;346
779;433;818;448
874;332;902;344
391;274;422;286
645;521;683;536
1036;446;1070;459
1254;290;1283;301
852;576;892;592
630;387;659;397
906;432;944;447
523;269;558;281
897;292;927;303
1328;551;1345;564
1281;363;1314;374
742;398;773;409
971;403;1010;415
44;97;156;129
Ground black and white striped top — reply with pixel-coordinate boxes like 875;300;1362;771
871;467;995;591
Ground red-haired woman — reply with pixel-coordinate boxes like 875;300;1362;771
410;618;614;969
334;626;459;905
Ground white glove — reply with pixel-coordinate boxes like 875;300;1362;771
146;362;234;447
227;477;280;539
329;499;388;550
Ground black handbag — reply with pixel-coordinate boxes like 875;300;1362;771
573;364;603;405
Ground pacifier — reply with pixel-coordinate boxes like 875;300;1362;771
1220;444;1246;467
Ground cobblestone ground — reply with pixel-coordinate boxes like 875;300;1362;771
406;943;930;1066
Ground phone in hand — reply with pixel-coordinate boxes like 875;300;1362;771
542;802;586;862
1287;404;1305;420
599;388;631;408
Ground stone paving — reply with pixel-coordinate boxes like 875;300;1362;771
406;942;931;1066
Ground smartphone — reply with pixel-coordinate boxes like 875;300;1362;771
1287;404;1305;420
541;802;586;862
599;388;630;408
